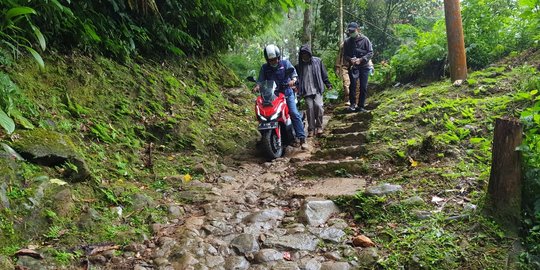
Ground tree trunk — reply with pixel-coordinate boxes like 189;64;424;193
301;0;312;47
487;117;522;231
339;0;343;46
443;0;468;81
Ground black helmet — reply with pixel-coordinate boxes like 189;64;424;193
263;44;281;61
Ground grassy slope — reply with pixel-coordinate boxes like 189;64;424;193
337;49;540;269
0;53;258;262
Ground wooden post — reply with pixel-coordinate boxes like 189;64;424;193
443;0;468;82
487;117;522;230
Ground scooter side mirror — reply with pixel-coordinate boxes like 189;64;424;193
246;76;257;82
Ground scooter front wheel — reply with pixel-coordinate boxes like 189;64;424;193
261;129;283;160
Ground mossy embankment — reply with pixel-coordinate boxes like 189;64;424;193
335;49;540;269
0;53;258;263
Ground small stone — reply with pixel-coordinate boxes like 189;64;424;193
352;235;375;247
366;183;402;196
88;255;107;265
168;205;184;218
224;256;250;270
153;257;169;266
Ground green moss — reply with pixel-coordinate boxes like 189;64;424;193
12;129;79;158
0;52;258;262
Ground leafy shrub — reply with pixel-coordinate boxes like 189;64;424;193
388;0;539;83
0;72;37;134
1;0;302;61
390;21;447;83
462;0;538;69
0;5;46;67
519;73;540;266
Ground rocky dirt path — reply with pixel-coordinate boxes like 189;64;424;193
95;108;378;270
53;107;383;270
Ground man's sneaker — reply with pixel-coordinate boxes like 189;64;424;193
316;128;324;135
357;107;370;113
300;138;308;150
307;130;314;137
347;105;356;112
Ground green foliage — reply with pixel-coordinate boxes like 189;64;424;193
379;216;461;269
335;193;386;222
222;47;261;82
1;0;302;60
387;0;538;83
314;0;443;60
0;72;38;134
462;0;527;68
353;60;539;268
49;249;77;265
390;21;447;83
519;73;540;264
0;5;46;68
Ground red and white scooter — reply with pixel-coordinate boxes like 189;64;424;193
248;75;295;160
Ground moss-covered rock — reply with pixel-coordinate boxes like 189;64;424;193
0;256;14;270
9;129;90;182
0;157;18;209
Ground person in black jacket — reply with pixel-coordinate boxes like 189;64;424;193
343;22;373;113
296;44;332;137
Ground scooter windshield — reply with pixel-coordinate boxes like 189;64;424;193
259;80;277;103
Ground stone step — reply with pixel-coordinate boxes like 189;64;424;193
289;177;367;198
312;145;366;160
323;132;367;148
329;102;379;113
332;111;373;123
297;159;368;177
329;122;369;134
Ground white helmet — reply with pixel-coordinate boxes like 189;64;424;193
263;44;281;61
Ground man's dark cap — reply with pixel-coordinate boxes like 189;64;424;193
347;22;359;32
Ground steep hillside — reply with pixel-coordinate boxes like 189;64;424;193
0;53;258;265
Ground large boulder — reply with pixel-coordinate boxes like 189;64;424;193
10;129;90;181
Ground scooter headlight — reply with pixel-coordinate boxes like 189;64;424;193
269;103;285;121
270;112;281;121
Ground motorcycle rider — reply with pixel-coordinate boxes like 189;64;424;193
253;44;307;149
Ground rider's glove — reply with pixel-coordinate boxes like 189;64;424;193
288;79;297;88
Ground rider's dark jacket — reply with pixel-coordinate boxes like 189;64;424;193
257;59;298;96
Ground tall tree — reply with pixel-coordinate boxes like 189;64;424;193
301;0;313;47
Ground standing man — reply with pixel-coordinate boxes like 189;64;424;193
253;44;307;149
343;22;373;113
335;38;351;106
297;44;333;137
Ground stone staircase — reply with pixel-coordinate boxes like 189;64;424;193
289;105;375;198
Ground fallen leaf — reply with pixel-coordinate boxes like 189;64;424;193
408;156;418;167
283;251;292;261
14;249;44;259
431;196;444;203
183;174;192;184
88;245;120;256
50;178;68;186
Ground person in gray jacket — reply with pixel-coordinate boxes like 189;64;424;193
343;22;373;113
296;44;333;137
